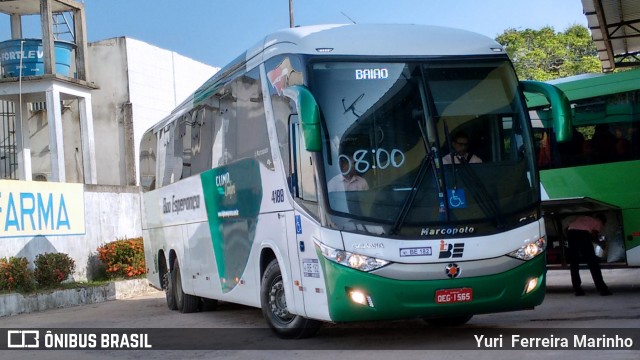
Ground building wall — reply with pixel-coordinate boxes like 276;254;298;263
27;103;84;183
125;38;219;186
0;184;141;281
87;37;131;186
1;37;218;186
0;38;219;282
87;36;218;186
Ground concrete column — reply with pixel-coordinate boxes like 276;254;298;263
73;8;90;81
78;96;97;184
123;102;136;186
40;0;56;75
9;15;22;39
14;99;32;181
46;89;65;182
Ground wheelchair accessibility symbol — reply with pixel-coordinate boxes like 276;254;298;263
448;189;467;209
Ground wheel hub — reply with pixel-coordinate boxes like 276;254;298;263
269;279;294;322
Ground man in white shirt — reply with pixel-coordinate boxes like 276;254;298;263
566;214;611;296
327;155;369;192
442;132;482;165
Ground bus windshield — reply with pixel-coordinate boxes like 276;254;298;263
312;60;537;230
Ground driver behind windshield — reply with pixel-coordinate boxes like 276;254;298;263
327;154;369;192
442;131;482;164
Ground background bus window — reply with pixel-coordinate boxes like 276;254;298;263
532;90;640;169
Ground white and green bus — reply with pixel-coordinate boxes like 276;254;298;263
527;68;640;268
139;24;570;338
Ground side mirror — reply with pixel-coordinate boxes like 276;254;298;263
283;85;322;152
521;80;572;143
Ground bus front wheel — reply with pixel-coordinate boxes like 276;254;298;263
260;259;321;339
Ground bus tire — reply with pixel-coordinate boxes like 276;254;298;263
200;298;219;311
163;270;177;310
260;259;321;339
173;260;200;313
423;314;473;326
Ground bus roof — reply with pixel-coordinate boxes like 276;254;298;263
147;24;506;134
526;67;640;107
249;23;503;59
191;24;505;105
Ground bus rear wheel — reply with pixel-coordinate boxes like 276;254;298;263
163;271;177;310
173;260;200;313
260;259;321;339
200;298;219;311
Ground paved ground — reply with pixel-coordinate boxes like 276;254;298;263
1;268;639;359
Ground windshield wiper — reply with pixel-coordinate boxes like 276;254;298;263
342;93;364;117
456;158;504;228
389;121;436;235
442;120;504;228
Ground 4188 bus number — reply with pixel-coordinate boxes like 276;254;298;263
271;189;285;203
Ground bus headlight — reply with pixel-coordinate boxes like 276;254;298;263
315;240;390;272
507;237;546;261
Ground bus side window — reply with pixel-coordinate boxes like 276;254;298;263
233;67;273;168
289;118;299;197
220;83;237;165
190;106;215;175
139;130;157;192
157;122;179;186
290;115;319;215
171;120;186;181
179;115;192;179
266;55;305;175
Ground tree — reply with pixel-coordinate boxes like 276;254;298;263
495;25;601;81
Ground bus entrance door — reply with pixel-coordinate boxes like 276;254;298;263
291;211;330;321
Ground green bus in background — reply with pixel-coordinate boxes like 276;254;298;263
527;68;640;267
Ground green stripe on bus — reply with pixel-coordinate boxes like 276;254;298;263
200;158;263;293
541;160;640;250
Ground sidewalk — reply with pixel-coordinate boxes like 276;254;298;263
0;278;160;317
1;269;637;318
546;268;640;291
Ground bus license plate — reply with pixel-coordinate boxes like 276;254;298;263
435;288;472;304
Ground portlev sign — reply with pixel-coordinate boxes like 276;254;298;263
0;180;85;238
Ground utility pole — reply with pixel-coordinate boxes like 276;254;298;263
289;0;294;28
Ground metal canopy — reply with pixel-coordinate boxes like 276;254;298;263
582;0;640;72
0;0;80;15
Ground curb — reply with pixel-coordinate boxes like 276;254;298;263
0;279;159;317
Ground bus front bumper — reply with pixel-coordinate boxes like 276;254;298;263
321;254;546;322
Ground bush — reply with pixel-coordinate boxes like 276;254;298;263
97;237;146;279
0;257;36;292
34;253;76;288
